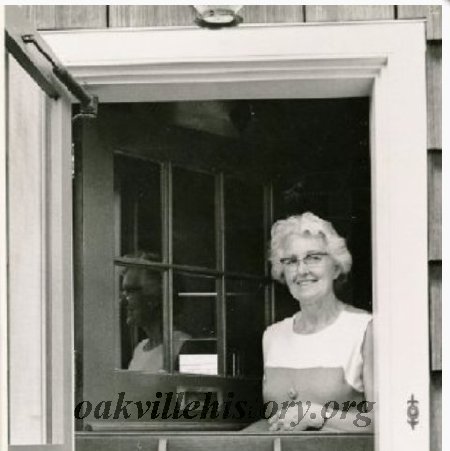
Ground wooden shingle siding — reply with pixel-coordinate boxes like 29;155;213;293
109;5;195;27
23;5;107;30
427;43;442;150
398;5;442;40
241;6;304;23
428;150;442;261
109;5;305;26
430;371;442;451
429;263;441;371
305;5;394;22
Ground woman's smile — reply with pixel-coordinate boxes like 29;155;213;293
298;279;316;285
294;277;317;286
282;234;339;303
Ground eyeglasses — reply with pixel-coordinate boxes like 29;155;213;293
279;252;329;269
120;285;143;300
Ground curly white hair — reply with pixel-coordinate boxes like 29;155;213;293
269;212;352;283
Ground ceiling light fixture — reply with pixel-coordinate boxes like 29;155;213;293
192;5;243;28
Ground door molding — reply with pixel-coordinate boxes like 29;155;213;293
42;21;428;451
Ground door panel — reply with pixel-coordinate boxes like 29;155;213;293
8;54;49;445
5;7;73;450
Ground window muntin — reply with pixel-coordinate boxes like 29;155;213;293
114;152;269;376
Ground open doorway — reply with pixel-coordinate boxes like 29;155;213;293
74;97;371;431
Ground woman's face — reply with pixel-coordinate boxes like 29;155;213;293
281;233;340;304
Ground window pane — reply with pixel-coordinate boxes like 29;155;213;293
225;178;264;274
174;273;218;375
116;265;164;371
274;282;298;323
114;154;162;259
226;279;265;377
173;167;215;268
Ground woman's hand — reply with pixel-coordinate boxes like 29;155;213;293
268;402;326;432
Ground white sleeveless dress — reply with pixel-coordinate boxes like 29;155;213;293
263;308;372;407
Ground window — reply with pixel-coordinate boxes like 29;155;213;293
113;150;269;376
112;130;270;377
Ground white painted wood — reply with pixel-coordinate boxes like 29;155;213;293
39;21;429;451
41;22;420;102
6;28;73;451
46;94;73;447
8;54;47;445
40;22;419;66
86;78;374;103
369;29;428;451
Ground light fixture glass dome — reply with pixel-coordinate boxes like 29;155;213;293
192;5;243;27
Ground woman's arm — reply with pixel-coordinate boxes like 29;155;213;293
270;399;375;433
362;320;374;406
321;320;375;432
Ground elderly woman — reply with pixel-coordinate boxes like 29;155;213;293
254;212;374;432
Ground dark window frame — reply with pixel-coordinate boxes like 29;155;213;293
114;153;273;375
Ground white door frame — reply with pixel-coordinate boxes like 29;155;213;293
42;21;429;451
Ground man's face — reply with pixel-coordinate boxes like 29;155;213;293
121;268;161;327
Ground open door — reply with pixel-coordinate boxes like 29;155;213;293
2;6;74;451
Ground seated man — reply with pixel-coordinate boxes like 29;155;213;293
121;261;190;371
